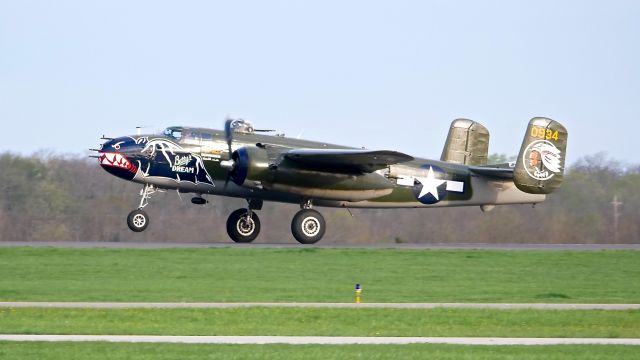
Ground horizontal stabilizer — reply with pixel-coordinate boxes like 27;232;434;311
284;149;414;173
469;165;514;179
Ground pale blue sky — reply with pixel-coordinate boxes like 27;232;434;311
1;0;639;165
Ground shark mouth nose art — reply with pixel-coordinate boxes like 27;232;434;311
99;152;138;174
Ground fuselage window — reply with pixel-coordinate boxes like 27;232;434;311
187;131;201;141
180;131;202;146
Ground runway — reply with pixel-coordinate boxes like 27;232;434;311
1;241;639;250
1;335;639;345
1;302;639;310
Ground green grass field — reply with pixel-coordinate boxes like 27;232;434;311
1;307;639;338
1;246;638;358
0;343;638;360
0;247;638;303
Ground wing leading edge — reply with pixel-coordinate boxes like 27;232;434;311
283;149;414;173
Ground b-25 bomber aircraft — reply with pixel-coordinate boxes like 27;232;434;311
95;117;568;244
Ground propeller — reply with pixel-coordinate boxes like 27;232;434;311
224;118;234;155
220;118;236;191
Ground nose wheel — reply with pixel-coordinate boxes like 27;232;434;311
226;208;261;243
126;184;159;233
127;209;149;232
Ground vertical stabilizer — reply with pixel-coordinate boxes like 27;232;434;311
514;117;568;194
440;119;490;166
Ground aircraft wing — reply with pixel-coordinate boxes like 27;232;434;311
283;149;414;173
468;165;514;179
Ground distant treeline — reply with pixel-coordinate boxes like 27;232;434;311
0;152;637;244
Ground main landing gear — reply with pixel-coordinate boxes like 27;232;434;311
226;208;261;243
290;201;325;244
224;199;326;244
125;186;327;244
226;198;262;243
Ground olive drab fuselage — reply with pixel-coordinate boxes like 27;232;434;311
97;118;567;243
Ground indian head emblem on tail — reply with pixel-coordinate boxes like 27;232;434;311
94;117;568;244
514;118;568;194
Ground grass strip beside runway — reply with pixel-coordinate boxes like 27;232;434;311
0;247;638;303
1;308;639;338
1;342;639;360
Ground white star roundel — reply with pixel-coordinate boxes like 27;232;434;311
412;165;464;204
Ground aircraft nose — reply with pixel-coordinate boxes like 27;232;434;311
98;151;136;172
99;137;145;154
95;137;140;179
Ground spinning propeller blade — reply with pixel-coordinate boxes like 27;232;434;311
222;118;235;192
224;118;234;155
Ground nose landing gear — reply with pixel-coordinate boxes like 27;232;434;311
126;183;160;232
127;209;149;232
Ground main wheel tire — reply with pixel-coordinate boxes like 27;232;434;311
291;209;326;244
226;208;261;243
127;209;149;232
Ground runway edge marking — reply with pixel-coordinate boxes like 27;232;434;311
1;302;639;310
1;335;640;346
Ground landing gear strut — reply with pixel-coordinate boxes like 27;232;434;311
226;199;262;243
126;183;159;232
291;200;326;244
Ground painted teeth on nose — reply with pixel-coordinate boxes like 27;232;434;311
99;152;131;169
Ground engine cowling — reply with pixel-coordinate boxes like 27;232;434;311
229;146;271;188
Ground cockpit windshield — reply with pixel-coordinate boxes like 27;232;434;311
163;127;216;145
163;127;182;140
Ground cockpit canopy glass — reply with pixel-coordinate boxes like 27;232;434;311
163;127;182;140
163;127;215;144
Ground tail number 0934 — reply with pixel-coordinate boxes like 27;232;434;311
531;126;559;141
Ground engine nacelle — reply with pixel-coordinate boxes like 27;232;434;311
228;146;395;201
230;146;271;188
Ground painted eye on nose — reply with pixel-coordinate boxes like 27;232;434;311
112;141;124;150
